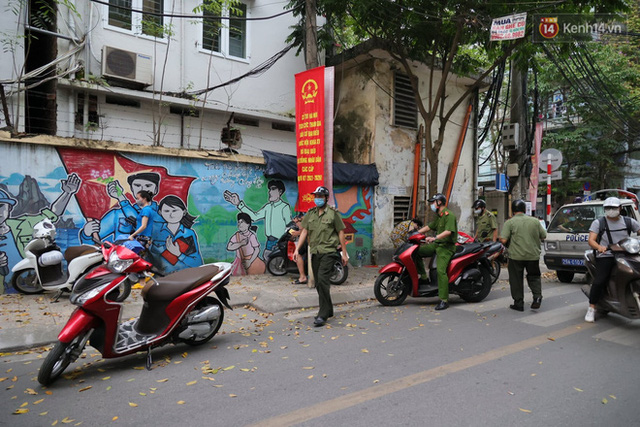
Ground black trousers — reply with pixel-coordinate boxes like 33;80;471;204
311;252;338;320
589;256;616;305
507;259;542;305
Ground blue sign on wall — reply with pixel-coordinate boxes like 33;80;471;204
496;173;508;192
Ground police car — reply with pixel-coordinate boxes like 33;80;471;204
543;190;640;283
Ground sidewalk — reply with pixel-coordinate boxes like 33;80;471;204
0;266;381;353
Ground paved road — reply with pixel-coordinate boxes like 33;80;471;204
1;277;639;426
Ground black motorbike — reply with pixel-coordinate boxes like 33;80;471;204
266;225;349;285
582;236;640;320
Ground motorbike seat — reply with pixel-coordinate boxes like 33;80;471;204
452;242;484;258
486;242;503;253
142;265;220;302
64;245;99;263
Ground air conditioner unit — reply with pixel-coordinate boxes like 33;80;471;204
102;46;153;86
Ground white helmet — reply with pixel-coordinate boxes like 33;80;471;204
603;197;621;208
33;219;56;241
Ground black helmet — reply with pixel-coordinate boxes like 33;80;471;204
473;199;486;209
511;199;526;213
427;193;447;205
311;186;330;197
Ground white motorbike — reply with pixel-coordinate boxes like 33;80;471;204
11;220;103;299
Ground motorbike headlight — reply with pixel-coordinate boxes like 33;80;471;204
621;238;640;255
107;251;134;273
70;284;109;306
546;242;558;250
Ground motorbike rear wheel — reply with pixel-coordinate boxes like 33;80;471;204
38;335;86;386
266;255;288;276
181;297;224;346
329;261;349;285
374;272;409;306
459;266;492;303
11;268;43;294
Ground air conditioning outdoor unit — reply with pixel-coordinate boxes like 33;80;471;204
101;46;153;86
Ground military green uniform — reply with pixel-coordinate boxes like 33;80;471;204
300;205;345;320
475;210;497;242
416;207;458;301
500;213;547;306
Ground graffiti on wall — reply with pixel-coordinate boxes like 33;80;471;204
0;142;373;293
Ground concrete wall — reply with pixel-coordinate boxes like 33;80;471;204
334;54;477;263
0;139;373;293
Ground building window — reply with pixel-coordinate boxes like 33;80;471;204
107;0;164;37
202;2;248;59
393;196;411;224
76;93;99;130
393;72;418;128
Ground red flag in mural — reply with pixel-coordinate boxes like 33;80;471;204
295;66;326;212
56;148;195;219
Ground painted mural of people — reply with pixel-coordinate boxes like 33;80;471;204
80;172;160;244
227;212;265;275
223;179;291;259
150;195;203;274
0;190;21;293
8;173;81;257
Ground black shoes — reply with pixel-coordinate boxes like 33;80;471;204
313;317;326;327
509;304;524;312
435;300;449;311
531;296;543;309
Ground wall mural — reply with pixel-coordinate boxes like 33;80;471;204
0;141;373;293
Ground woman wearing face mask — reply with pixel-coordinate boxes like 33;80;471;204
585;197;640;322
129;190;154;247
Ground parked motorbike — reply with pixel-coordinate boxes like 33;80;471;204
38;239;233;386
265;224;349;285
457;231;504;284
581;236;640;320
374;233;503;306
11;220;103;299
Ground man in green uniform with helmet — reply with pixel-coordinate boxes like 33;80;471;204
415;193;458;311
499;199;547;311
473;199;498;242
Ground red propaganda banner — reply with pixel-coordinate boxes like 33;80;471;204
295;66;325;212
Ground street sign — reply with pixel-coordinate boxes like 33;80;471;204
540;170;562;180
495;173;508;192
539;148;563;171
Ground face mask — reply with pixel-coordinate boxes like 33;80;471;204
314;198;326;208
605;209;619;218
430;203;437;213
474;209;482;215
136;199;145;207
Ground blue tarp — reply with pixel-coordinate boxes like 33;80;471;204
262;150;379;186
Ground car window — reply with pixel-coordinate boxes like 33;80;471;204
621;205;634;217
548;205;603;233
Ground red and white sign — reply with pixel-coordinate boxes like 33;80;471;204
295;66;326;212
490;13;527;41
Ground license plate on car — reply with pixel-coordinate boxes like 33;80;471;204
561;258;584;266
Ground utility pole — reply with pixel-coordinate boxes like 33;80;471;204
304;0;318;69
509;62;528;205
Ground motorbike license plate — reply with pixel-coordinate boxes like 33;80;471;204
561;258;584;266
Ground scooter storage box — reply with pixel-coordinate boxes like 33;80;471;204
38;250;64;267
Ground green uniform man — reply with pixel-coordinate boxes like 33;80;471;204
473;199;497;242
416;193;458;311
499;199;547;311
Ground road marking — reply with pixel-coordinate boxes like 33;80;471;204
593;322;640;349
517;305;585;327
455;285;577;313
245;323;594;427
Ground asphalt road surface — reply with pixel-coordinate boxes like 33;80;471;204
1;277;639;426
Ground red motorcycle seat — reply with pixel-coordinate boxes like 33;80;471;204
143;265;220;302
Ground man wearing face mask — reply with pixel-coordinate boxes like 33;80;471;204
129;190;154;248
415;193;458;311
585;197;640;322
473;199;497;242
293;186;348;327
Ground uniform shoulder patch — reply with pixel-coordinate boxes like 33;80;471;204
444;211;449;216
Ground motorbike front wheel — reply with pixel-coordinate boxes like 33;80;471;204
374;272;409;306
329;261;349;285
11;268;43;294
181;297;224;346
266;255;288;276
38;335;86;386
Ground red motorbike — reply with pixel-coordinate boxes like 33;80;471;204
457;231;503;284
38;240;233;386
374;233;503;306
